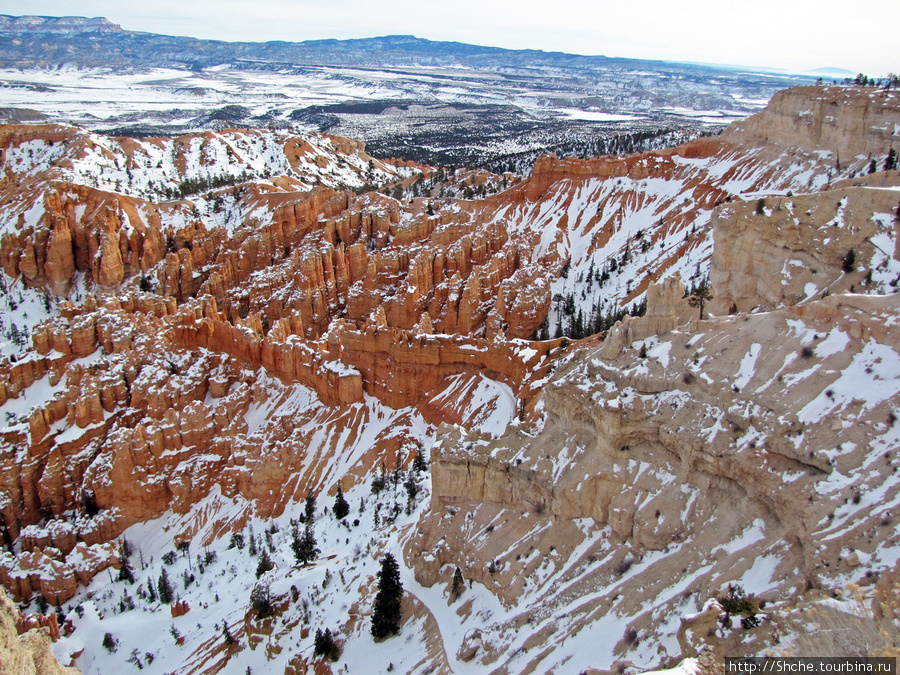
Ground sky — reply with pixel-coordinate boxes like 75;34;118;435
11;0;899;76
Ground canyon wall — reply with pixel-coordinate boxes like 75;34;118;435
722;86;900;160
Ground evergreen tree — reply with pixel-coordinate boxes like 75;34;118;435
333;485;350;520
222;621;236;646
157;568;173;604
314;628;341;661
292;523;319;565
256;548;274;578
146;578;157;603
412;450;428;474
886;148;897;172
250;582;272;618
118;540;135;584
305;492;316;523
688;285;713;321
371;553;403;640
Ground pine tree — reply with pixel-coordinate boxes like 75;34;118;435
292;523;319;565
256;548;274;578
688;285;713;321
157;568;173;604
118;540;135;584
222;621;236;646
412;450;428;474
305;492;316;523
333;485;350;520
371;553;403;640
886;148;897;172
314;628;341;661
250;582;272;618
146;578;157;603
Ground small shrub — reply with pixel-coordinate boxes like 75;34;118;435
102;632;118;653
720;584;754;614
624;626;639;645
616;555;634;576
741;615;762;629
755;198;766;215
842;249;856;274
801;345;815;359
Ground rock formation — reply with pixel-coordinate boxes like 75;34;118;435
0;588;78;674
0;83;898;673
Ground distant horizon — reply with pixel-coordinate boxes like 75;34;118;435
6;1;897;77
0;19;865;77
0;17;861;78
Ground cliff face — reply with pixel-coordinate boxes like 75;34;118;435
722;86;900;161
709;180;900;314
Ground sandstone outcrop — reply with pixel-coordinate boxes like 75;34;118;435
709;185;900;314
722;86;900;161
0;587;78;674
412;290;900;670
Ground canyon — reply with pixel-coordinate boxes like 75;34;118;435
0;83;897;673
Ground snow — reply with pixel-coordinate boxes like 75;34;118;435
430;374;517;438
649;340;673;368
558;109;641;122
734;343;761;391
739;554;781;593
53;449;437;674
0;70;895;675
798;340;900;424
640;657;700;675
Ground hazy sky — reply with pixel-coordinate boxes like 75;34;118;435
15;0;899;76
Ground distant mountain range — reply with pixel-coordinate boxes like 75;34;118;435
0;13;806;78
